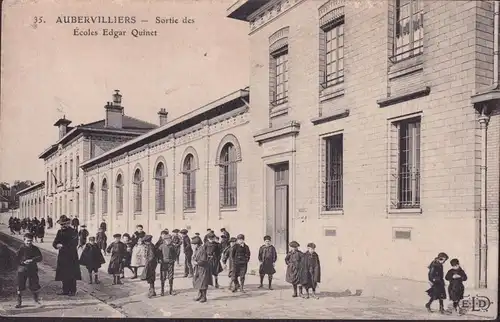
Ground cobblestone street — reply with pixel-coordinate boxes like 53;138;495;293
0;229;491;319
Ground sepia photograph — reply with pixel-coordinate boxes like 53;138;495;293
0;0;498;319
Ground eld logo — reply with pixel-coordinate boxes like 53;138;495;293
459;295;493;312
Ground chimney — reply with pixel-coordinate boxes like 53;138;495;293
53;115;72;139
104;90;124;128
158;108;168;126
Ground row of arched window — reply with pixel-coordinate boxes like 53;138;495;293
88;139;240;215
20;196;45;218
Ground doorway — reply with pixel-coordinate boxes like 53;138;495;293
269;162;289;253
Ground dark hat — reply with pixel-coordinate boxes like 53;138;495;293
56;215;70;224
229;237;237;242
180;229;188;234
289;241;300;248
172;229;180;233
136;224;143;229
437;252;449;260
207;232;216;239
191;236;202;245
263;235;271;241
113;233;122;238
81;224;87;228
161;230;169;235
220;228;226;231
307;242;316;249
123;233;130;238
206;228;212;231
24;233;34;239
195;232;200;236
450;258;460;266
143;235;153;242
236;234;245;240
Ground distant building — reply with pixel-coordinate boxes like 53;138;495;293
17;182;45;218
0;183;11;211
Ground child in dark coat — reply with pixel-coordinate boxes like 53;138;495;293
425;252;449;314
301;243;321;299
285;240;305;298
96;228;107;256
157;235;177;296
79;236;106;284
15;233;43;308
106;233;126;285
445;258;467;315
258;235;277;290
120;233;134;279
222;237;237;291
230;234;251;293
141;235;158;298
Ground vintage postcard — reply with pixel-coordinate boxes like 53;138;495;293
0;0;498;319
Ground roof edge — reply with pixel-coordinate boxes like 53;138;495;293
16;181;45;196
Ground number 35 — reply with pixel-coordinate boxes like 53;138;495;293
33;16;44;24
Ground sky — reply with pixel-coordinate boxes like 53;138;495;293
0;0;250;184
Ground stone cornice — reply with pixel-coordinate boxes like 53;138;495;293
249;0;305;34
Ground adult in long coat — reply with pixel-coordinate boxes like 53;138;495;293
36;223;45;243
191;236;212;303
53;215;82;296
140;235;158;298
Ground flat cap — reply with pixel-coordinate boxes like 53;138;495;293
113;233;122;238
123;233;130;238
236;234;245;240
143;235;153;242
307;242;316;249
191;236;202;245
172;229;180;233
161;230;169;235
264;235;272;241
206;232;216;239
81;225;87;228
289;241;300;248
180;229;188;234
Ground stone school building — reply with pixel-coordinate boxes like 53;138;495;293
19;0;499;293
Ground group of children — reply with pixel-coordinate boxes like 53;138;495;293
8;217;46;242
425;252;468;315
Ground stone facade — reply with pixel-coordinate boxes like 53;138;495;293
18;182;45;219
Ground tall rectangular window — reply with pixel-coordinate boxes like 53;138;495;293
76;192;79;215
70;159;73;179
270;47;289;106
397;118;421;208
64;162;67;182
323;134;343;210
76;156;80;178
59;165;62;185
393;0;423;61
322;19;344;88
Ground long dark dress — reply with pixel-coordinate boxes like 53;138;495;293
426;260;446;300
106;241;126;274
79;243;106;270
205;241;223;276
285;250;306;285
301;251;321;288
258;244;277;275
96;232;107;251
445;267;468;302
140;243;157;283
192;245;213;290
53;227;82;281
36;224;45;239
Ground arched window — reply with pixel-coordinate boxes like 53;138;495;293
89;182;96;215
155;162;166;212
133;169;143;213
116;174;123;214
70;159;74;179
182;155;196;210
219;143;238;207
102;178;108;214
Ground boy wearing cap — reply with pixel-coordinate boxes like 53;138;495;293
205;232;224;288
79;236;105;284
78;225;89;248
191;235;212;302
203;228;214;244
220;228;230;240
180;229;193;277
301;243;321;299
15;233;43;308
141;235;158;298
445;258;468;315
285;241;306;297
230;234;251;292
158;234;177;296
155;230;169;248
171;229;182;266
106;233;127;285
258;236;278;290
222;237;237;291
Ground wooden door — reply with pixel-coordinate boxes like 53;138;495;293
274;163;289;253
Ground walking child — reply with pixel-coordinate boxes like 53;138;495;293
445;258;468;315
425;252;449;313
96;227;107;256
171;229;182;266
205;232;224;288
230;234;251;293
191;235;212;303
222;237;237;291
36;222;45;243
141;235;158;298
285;241;305;298
157;234;177;296
301;243;321;299
15;233;43;308
258;235;277;290
120;233;134;278
79;236;105;284
106;233;126;285
180;229;193;277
